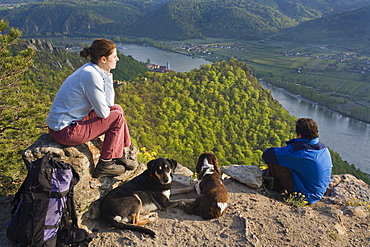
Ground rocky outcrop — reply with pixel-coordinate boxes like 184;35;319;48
25;39;61;53
21;133;195;227
22;133;144;223
45;40;54;51
325;174;370;204
64;58;75;70
51;61;63;69
22;134;370;220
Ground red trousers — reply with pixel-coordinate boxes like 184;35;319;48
49;104;131;160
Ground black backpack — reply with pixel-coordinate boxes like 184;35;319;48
6;153;96;247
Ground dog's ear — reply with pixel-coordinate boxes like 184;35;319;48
147;159;156;173
195;156;203;174
209;153;221;174
166;158;177;170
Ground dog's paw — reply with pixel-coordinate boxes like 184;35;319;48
148;217;157;222
190;179;196;186
113;215;123;222
148;212;158;222
178;201;185;207
113;215;130;223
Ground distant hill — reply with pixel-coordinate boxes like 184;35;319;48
126;0;370;39
0;0;170;36
2;0;370;40
273;4;370;43
127;0;298;39
0;1;142;36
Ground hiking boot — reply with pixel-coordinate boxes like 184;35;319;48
270;178;286;193
262;176;275;191
113;158;138;171
92;159;126;179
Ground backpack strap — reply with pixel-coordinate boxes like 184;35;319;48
69;168;80;228
57;164;96;246
10;174;27;214
10;152;53;214
50;191;69;198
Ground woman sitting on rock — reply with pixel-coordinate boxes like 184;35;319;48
46;38;136;179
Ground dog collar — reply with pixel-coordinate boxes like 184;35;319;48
150;173;161;183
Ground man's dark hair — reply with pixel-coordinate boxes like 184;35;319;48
295;118;319;140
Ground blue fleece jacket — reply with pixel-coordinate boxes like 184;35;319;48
262;138;332;204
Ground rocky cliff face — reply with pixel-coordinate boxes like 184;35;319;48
25;39;76;70
26;39;60;52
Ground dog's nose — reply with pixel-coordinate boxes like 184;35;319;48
162;173;172;184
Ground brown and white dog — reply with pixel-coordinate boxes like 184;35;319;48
181;152;228;219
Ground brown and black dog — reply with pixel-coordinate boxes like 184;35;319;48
99;157;194;238
181;152;228;219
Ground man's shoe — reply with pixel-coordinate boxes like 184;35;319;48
113;158;138;171
262;176;274;191
93;158;126;179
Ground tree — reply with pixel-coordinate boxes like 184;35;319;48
0;20;35;195
0;20;34;83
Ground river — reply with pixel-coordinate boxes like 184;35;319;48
118;43;369;174
117;43;210;72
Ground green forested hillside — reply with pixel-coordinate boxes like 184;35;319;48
113;54;150;81
129;0;370;39
1;0;142;36
2;0;370;40
128;0;298;39
274;5;370;43
274;0;370;18
116;58;296;167
0;0;170;5
0;0;171;36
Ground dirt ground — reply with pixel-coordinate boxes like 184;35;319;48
85;178;369;247
1;177;369;247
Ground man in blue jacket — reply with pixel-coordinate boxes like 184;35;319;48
262;118;332;204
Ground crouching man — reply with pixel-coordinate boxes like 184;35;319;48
262;118;332;205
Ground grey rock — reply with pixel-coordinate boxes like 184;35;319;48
64;58;75;70
221;165;263;189
325;174;370;204
45;40;54;51
51;61;63;69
